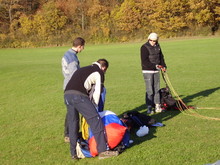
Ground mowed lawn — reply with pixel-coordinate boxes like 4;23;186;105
0;37;220;165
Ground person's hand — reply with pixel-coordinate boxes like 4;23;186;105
156;65;165;70
157;65;163;69
156;65;166;72
156;65;163;69
161;67;166;72
156;65;162;70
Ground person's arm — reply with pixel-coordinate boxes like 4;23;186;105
84;71;102;106
92;73;102;105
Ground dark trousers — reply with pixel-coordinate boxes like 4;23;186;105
143;72;160;107
64;88;106;137
64;113;69;137
64;91;107;156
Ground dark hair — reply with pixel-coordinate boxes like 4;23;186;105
97;59;109;68
72;37;85;47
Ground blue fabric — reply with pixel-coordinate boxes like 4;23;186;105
151;122;164;127
97;87;106;112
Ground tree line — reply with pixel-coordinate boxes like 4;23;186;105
0;0;219;48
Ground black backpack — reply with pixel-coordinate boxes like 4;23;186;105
122;111;156;129
160;87;176;110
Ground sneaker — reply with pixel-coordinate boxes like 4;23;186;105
147;106;153;114
71;155;79;160
98;150;119;160
64;136;70;143
150;110;155;114
155;104;162;113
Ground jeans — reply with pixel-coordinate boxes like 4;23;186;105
64;91;107;156
64;88;106;137
143;72;160;107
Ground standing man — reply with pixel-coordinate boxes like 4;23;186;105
140;33;167;114
64;59;119;160
62;37;85;142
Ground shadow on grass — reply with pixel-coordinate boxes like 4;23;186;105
118;87;220;148
118;104;181;147
182;87;220;105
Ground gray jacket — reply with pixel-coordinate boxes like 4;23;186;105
61;48;79;90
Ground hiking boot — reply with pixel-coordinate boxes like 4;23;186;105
98;150;119;160
71;155;79;160
64;136;70;143
155;104;162;113
147;106;154;114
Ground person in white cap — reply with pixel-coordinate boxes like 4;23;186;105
140;32;167;114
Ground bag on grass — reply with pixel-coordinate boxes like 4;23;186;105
160;87;176;110
122;111;156;129
136;125;149;137
160;87;193;111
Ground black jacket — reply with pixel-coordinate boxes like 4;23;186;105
65;63;104;105
140;41;166;71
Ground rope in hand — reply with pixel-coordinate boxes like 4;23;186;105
161;70;220;121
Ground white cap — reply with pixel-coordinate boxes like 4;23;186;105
148;32;158;41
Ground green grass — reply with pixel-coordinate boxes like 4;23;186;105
0;37;220;165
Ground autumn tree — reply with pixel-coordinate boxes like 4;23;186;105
87;0;113;42
188;0;212;25
146;0;189;37
1;0;220;48
0;0;24;35
214;4;220;22
112;0;141;40
19;1;67;46
0;2;9;34
187;0;220;34
56;0;80;32
135;0;158;38
214;3;220;33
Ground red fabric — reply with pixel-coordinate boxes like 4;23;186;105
89;123;127;157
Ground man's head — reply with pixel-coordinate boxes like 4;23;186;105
148;33;158;46
97;59;109;73
72;37;85;53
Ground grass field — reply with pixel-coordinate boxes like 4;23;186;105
0;37;220;165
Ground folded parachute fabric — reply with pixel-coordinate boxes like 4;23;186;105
89;110;128;157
